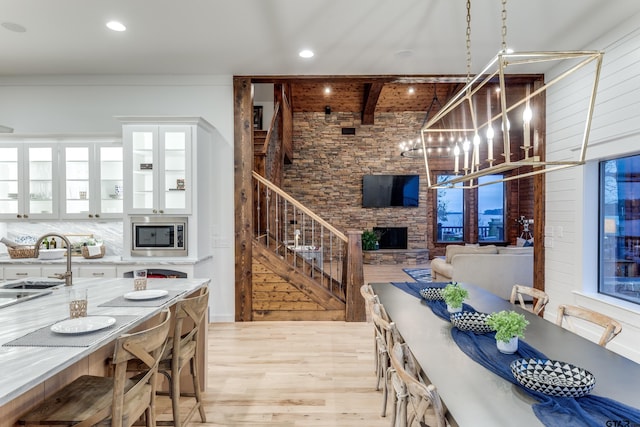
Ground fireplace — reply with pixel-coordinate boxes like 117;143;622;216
374;227;408;249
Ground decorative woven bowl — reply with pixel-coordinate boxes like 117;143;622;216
81;245;106;259
419;287;444;301
510;358;596;398
450;311;494;334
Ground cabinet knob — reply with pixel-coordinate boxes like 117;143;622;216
159;210;164;214
88;214;94;218
153;209;158;214
16;214;22;219
95;214;100;218
23;214;28;218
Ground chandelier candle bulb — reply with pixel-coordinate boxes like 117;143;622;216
454;144;460;174
463;139;470;171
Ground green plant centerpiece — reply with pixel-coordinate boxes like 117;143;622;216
441;282;469;313
486;310;530;354
361;229;381;251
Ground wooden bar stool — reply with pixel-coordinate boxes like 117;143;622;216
156;286;209;427
18;309;171;427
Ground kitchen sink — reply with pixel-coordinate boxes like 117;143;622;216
2;278;65;290
0;289;53;308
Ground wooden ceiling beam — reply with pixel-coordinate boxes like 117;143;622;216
361;82;384;125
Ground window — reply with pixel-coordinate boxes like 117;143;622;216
436;174;464;242
599;154;640;305
435;174;506;243
477;175;505;242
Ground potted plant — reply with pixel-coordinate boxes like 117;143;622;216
486;310;529;354
441;282;469;313
361;229;379;251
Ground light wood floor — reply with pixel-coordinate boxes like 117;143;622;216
156;263;428;426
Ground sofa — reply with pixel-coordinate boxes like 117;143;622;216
430;245;533;300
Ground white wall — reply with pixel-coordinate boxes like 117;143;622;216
545;12;640;362
0;74;236;322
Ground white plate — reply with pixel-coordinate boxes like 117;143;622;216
123;289;169;300
51;316;116;334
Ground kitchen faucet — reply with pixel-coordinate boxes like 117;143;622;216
33;233;73;286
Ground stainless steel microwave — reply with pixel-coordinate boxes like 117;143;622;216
131;217;187;257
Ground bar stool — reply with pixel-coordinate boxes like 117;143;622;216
157;286;209;426
18;309;171;427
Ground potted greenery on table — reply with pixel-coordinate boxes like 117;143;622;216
442;282;469;313
486;310;529;354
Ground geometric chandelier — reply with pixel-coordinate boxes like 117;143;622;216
420;0;604;189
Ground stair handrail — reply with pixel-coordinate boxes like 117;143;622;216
252;171;348;242
258;101;281;154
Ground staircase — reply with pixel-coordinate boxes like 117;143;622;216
249;85;364;322
252;172;364;321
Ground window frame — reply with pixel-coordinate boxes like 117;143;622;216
598;153;640;306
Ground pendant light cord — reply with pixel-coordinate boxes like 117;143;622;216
501;0;508;52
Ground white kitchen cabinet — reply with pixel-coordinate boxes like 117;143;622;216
122;124;192;215
76;266;117;279
4;266;43;280
60;141;123;219
0;142;58;220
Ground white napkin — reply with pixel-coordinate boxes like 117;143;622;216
87;245;101;256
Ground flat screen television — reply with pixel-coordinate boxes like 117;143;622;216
362;175;419;207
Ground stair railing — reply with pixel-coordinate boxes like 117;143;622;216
253;171;365;321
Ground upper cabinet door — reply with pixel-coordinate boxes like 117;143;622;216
0;143;58;220
60;141;123;219
124;124;191;215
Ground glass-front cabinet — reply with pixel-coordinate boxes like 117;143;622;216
60;142;123;219
124;125;192;215
0;142;58;220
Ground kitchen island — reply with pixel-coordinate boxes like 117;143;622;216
0;276;210;425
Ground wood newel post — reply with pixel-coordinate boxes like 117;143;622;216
343;230;365;322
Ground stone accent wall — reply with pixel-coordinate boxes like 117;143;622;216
283;112;432;250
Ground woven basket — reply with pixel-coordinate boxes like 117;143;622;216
8;247;37;259
81;245;106;259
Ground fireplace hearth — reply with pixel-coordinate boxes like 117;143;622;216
374;227;408;249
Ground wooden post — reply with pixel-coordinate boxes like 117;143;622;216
343;230;365;322
234;77;254;321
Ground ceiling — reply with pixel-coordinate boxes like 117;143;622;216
2;0;639;113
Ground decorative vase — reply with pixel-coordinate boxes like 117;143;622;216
447;304;462;314
496;336;518;354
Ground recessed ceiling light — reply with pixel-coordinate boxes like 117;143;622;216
299;49;314;59
395;49;414;58
408;87;415;95
324;87;331;95
1;22;27;33
106;21;126;32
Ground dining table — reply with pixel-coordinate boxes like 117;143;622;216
0;276;210;426
371;281;640;427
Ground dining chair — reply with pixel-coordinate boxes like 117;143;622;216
388;342;447;427
370;300;396;419
510;284;549;316
156;286;209;427
19;309;171;427
556;304;622;347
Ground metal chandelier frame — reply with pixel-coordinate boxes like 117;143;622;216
421;50;603;189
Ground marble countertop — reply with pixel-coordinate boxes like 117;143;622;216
0;255;213;265
0;276;210;405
